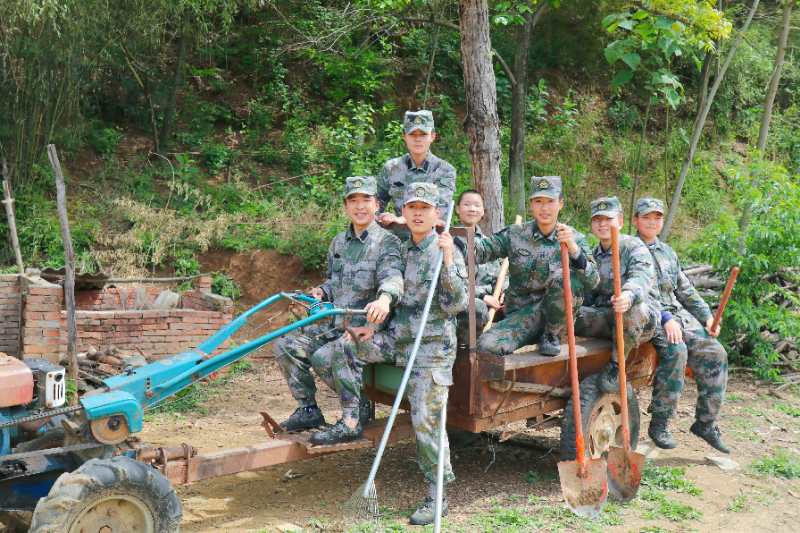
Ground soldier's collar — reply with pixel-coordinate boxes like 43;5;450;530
346;220;377;242
532;222;557;241
404;153;431;172
409;230;438;250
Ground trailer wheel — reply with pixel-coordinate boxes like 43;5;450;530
29;455;181;533
559;374;640;460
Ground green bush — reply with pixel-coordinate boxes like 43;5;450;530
211;272;241;300
89;125;124;158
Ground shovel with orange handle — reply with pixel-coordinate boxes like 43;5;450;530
557;242;609;518
606;225;645;502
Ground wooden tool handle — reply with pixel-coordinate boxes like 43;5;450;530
561;243;586;467
710;266;739;334
610;225;631;452
482;215;523;333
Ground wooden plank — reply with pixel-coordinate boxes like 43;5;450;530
488;380;569;398
503;337;611;370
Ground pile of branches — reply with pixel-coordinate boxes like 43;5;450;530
75;346;148;392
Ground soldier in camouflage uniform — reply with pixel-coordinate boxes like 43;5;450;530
474;176;599;356
376;110;456;235
273;176;404;433
454;189;506;339
634;197;730;453
575;197;661;393
322;182;467;526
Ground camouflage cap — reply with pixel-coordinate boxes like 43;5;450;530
402;181;439;207
403;110;434;134
344;175;377;198
591;196;623;218
529;176;562;200
635;197;665;216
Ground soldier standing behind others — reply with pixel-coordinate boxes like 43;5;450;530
575;196;661;393
453;189;506;339
474;176;598;356
326;182;468;526
634;197;730;453
272;176;404;433
376;110;456;234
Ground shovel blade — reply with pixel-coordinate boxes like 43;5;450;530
557;458;609;519
607;446;645;502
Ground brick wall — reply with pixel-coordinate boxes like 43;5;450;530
76;286;165;311
0;275;22;357
0;274;234;363
62;309;232;360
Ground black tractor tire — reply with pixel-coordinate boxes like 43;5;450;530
559;373;640;461
29;455;181;533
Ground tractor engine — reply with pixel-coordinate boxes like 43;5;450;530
0;354;66;455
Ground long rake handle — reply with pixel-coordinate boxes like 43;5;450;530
711;266;739;333
361;202;455;498
611;226;631;453
482;214;523;332
434;388;447;532
561;243;586;469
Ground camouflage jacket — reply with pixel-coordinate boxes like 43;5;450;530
390;231;468;368
377;153;456;216
642;237;712;325
456;225;506;300
473;222;598;312
319;221;404;328
588;234;657;308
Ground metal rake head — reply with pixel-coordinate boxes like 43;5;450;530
344;480;380;522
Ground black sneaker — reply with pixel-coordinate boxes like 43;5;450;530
279;405;324;432
648;416;677;449
538;331;562;356
359;397;374;427
690;420;730;454
309;419;363;446
597;361;619;393
409;496;448;526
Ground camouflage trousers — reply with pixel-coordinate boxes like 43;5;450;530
331;332;456;484
650;313;728;423
273;322;341;407
477;273;585;355
574;302;658;361
647;330;688;419
456;297;490;346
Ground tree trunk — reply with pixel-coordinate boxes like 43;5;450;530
661;0;760;240
459;0;504;233
159;22;189;152
508;3;548;220
757;0;793;152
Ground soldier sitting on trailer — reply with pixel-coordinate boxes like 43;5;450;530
273;176;404;433
453;189;506;339
634;197;730;453
574;196;662;394
474;176;598;356
375;110;456;236
325;182;468;525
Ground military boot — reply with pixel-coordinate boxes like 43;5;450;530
597;360;619;393
538;330;562;356
279;405;324;432
690;420;730;454
648;415;677;449
409;496;448;526
309;419;363;446
359;397;374;427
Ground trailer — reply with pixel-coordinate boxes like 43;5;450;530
0;227;657;532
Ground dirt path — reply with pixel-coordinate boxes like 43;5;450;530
140;359;800;533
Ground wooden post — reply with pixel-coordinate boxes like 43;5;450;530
1;160;24;274
47;145;79;405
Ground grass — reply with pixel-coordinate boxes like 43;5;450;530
641;466;702;496
145;359;253;418
749;450;800;479
639;489;702;522
471;506;541;532
774;402;800;417
727;492;750;513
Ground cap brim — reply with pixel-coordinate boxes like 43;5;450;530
404;125;433;134
530;191;559;200
345;189;376;198
403;197;436;207
636;207;664;216
592;210;621;219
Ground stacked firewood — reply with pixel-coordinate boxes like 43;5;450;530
75;346;148;391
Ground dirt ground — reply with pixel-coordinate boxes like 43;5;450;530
139;355;800;533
